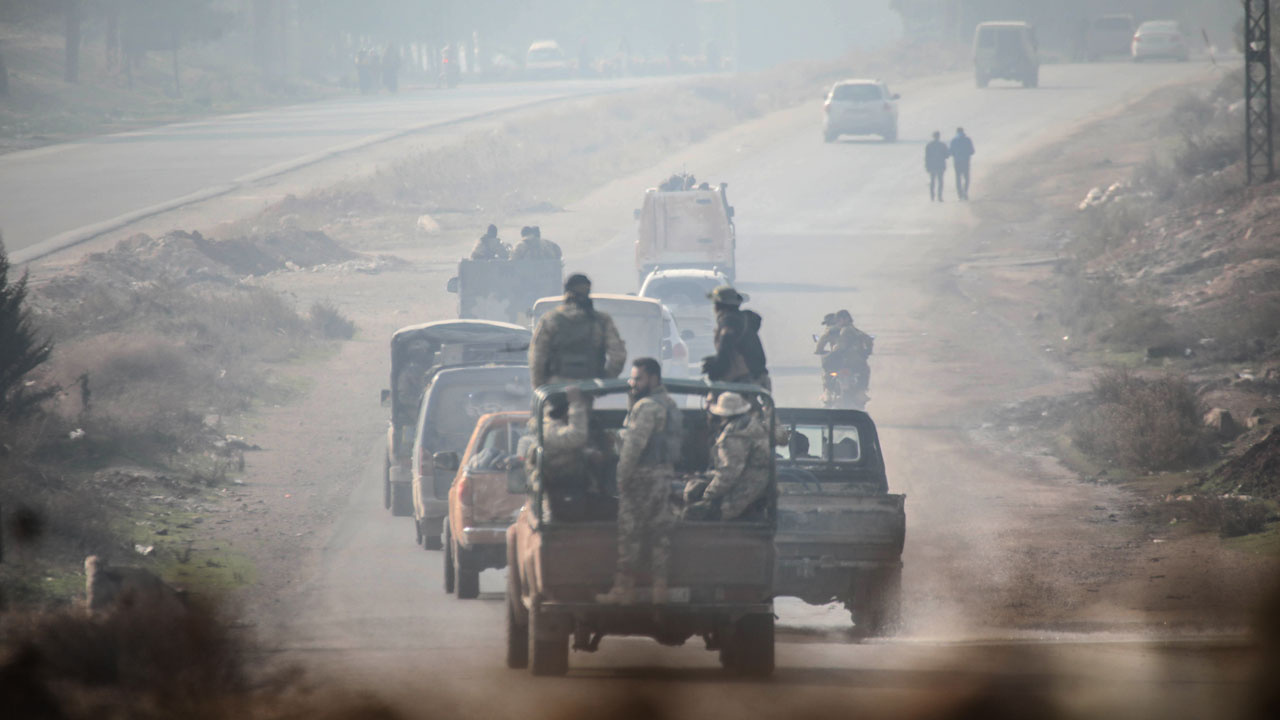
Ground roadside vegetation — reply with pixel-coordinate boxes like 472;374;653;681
0;230;357;606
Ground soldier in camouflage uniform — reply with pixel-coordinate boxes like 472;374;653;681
512;225;563;263
597;358;683;605
684;392;771;521
470;223;509;260
529;273;627;389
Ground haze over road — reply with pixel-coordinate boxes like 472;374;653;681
0;78;662;261
237;59;1256;718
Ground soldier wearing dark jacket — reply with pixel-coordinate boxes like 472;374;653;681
949;127;975;200
925;130;950;202
701;285;770;390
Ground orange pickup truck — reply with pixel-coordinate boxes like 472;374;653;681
440;411;529;599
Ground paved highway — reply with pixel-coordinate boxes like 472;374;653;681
233;59;1265;718
0;78;663;262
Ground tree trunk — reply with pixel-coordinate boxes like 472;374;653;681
0;45;9;97
105;2;119;71
64;0;82;84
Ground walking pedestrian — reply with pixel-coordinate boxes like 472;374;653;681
925;130;950;202
950;127;975;200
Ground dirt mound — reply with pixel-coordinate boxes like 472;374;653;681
86;229;357;282
1211;427;1280;498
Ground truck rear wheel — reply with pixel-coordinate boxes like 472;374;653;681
848;566;902;637
528;609;569;676
506;552;528;669
731;613;775;677
455;541;480;599
383;455;392;510
390;481;413;517
443;525;455;593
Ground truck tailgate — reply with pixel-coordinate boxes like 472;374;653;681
535;521;774;604
776;493;905;563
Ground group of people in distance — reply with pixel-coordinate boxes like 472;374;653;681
924;127;976;201
469;223;562;262
524;274;776;604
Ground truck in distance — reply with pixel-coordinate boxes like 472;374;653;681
381;320;529;519
634;183;736;285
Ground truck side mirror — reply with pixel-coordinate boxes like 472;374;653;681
507;464;529;494
433;451;460;472
892;93;901;100
680;329;695;342
381;389;391;406
727;206;735;217
446;277;459;293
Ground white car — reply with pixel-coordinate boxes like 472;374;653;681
639;268;727;367
659;305;690;379
823;79;899;143
1132;20;1190;62
525;40;572;78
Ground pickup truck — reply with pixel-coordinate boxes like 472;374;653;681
505;378;776;677
774;408;905;636
410;364;531;550
381;320;529;519
438;411;529;599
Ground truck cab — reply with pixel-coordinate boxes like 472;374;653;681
441;411;530;599
505;378;777;677
775;408;905;636
634;184;736;285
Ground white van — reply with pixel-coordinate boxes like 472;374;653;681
973;21;1039;88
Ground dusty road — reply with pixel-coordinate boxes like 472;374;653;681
0;77;667;262
20;58;1261;717
202;59;1271;718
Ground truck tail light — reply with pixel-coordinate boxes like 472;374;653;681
883;102;891;111
673;342;687;362
458;473;474;506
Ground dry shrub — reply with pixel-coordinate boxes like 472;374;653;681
1071;368;1211;471
309;301;356;340
1187;495;1273;538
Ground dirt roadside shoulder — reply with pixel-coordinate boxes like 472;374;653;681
944;70;1280;629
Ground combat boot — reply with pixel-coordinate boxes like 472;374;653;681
595;573;636;605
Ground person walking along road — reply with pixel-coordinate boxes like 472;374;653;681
925;130;950;202
950;127;975;200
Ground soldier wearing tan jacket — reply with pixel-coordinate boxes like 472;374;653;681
597;358;682;605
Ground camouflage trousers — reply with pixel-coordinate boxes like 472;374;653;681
617;467;674;582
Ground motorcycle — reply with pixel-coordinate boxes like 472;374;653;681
814;335;871;410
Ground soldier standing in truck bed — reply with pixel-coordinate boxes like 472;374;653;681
470;224;509;260
597;357;682;605
529;273;626;389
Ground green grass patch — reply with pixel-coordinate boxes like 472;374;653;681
1224;522;1280;556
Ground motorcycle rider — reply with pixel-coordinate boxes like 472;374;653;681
815;309;873;395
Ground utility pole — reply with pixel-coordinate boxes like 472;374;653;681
1245;0;1274;184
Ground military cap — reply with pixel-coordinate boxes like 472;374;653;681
707;285;748;306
